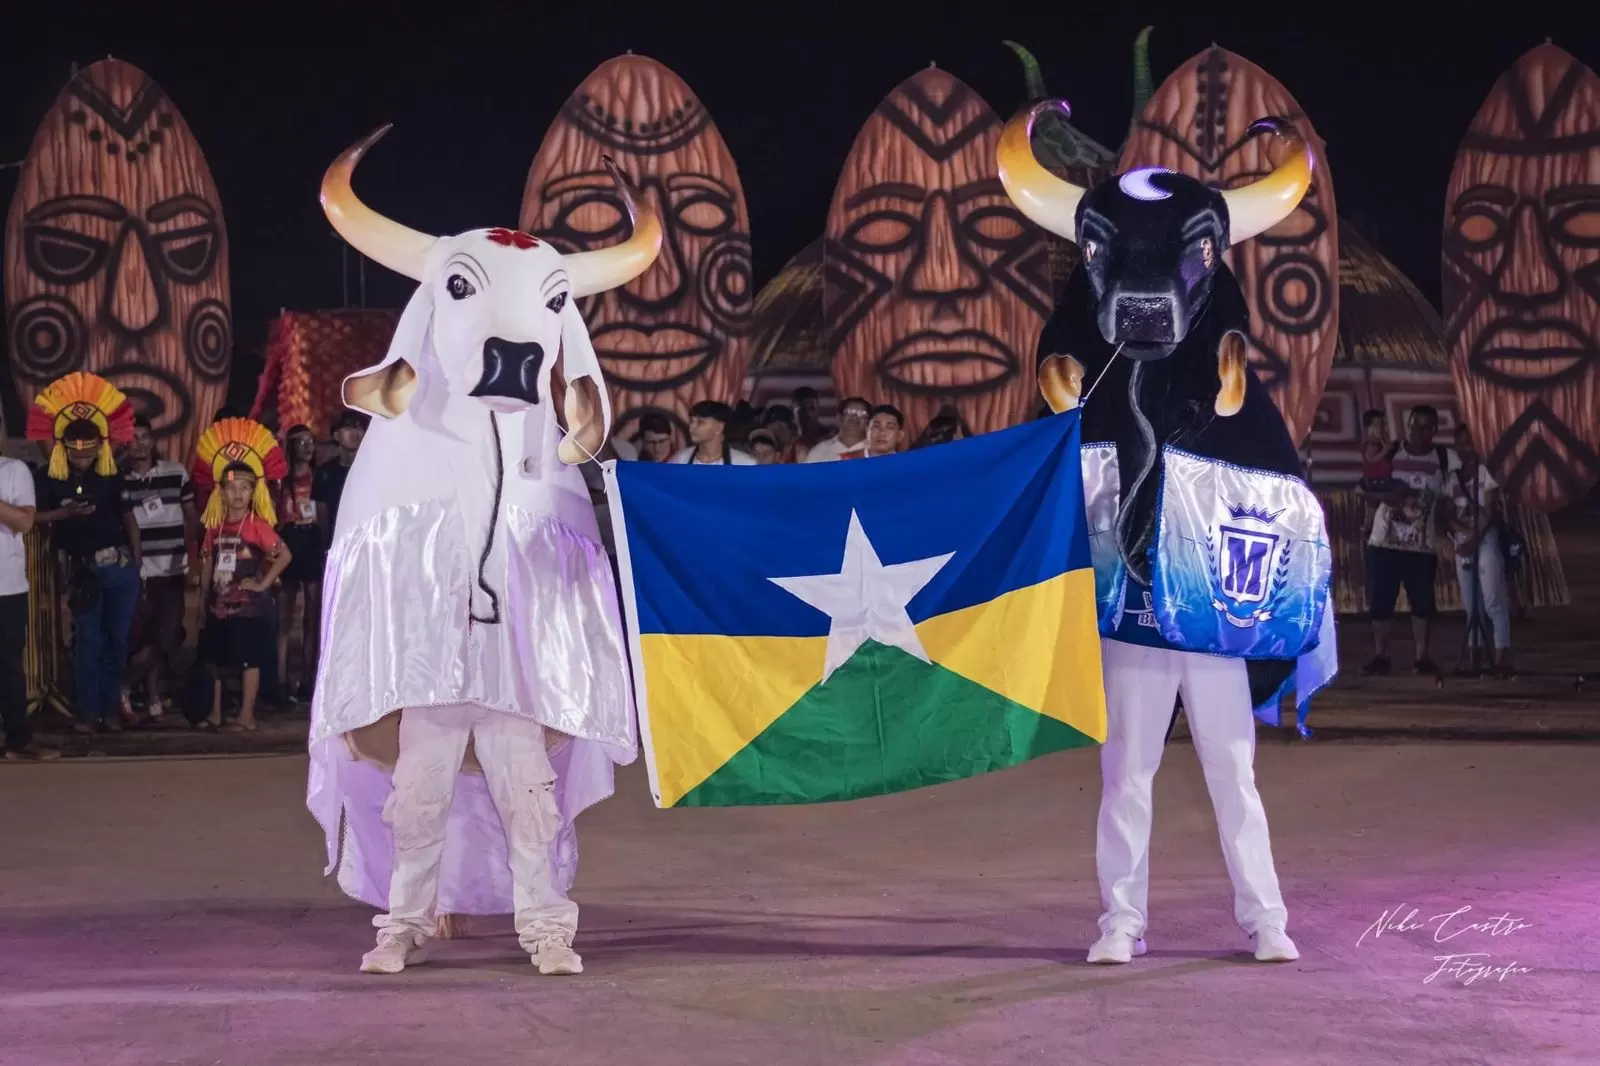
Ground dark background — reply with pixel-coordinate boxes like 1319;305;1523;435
3;1;1597;422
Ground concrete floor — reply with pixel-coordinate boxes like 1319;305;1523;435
2;743;1597;1066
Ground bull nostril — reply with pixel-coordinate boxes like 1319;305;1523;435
1114;296;1178;343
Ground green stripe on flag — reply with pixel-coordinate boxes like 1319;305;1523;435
675;640;1096;807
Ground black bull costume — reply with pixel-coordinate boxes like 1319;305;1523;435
999;100;1336;963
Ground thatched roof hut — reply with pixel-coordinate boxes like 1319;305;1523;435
744;238;833;414
1332;226;1450;372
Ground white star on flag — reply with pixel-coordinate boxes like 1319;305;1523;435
769;510;955;685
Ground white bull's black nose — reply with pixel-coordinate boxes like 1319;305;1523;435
471;338;545;405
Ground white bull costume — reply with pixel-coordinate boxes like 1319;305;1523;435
999;102;1338;965
306;126;662;975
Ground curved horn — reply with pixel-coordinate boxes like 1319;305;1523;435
996;100;1089;244
1221;118;1314;245
320;125;436;282
565;158;664;298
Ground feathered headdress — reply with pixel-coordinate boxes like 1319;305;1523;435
25;372;136;480
192;417;288;528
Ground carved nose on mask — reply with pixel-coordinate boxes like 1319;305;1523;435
1112;294;1180;344
471;338;545;405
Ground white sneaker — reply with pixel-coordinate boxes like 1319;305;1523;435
1086;931;1148;964
147;700;164;720
1252;928;1299;962
530;939;583;976
360;932;429;974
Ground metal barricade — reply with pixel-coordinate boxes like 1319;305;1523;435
24;525;71;718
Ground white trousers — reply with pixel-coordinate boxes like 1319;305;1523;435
375;703;578;950
1453;528;1511;651
1096;639;1288;938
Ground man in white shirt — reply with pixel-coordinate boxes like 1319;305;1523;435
1358;404;1458;675
0;452;56;760
801;397;871;463
670;401;756;466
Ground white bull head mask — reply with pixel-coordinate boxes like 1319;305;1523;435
319;126;663;464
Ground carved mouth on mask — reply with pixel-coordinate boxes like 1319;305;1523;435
100;362;193;439
590;323;721;391
1468;319;1598;389
877;330;1018;396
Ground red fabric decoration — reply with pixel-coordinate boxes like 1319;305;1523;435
250;310;403;436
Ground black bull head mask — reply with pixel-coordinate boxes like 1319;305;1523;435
998;100;1314;368
997;98;1314;599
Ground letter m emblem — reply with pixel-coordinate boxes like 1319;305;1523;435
1218;524;1279;605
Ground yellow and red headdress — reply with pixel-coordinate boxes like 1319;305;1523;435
25;372;136;480
192;417;288;528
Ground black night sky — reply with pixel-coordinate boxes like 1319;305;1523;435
3;1;1597;417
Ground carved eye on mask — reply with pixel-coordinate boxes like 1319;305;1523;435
1083;240;1097;264
546;292;568;313
446;274;476;301
1200;237;1214;269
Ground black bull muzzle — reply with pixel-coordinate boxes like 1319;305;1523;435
1102;283;1191;352
470;337;547;405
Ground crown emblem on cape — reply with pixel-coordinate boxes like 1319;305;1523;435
1226;502;1285;525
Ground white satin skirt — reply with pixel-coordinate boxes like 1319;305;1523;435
306;499;636;914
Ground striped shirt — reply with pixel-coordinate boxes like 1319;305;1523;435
123;460;195;578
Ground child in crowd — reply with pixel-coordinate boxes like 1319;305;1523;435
200;462;292;732
1358;409;1400;537
191;418;291;734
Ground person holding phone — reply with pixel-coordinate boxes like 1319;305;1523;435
27;375;142;735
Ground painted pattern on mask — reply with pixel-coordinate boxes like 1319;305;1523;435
1443;42;1600;512
4;59;231;464
520;54;752;446
1120;47;1338;445
824;68;1053;437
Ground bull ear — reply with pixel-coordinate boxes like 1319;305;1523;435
341;284;430;418
555;301;612;465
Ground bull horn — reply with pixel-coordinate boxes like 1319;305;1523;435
997;100;1089;244
321;125;436;282
1221;118;1314;245
565;158;663;298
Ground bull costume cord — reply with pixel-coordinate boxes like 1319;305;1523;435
307;126;662;976
998;100;1337;965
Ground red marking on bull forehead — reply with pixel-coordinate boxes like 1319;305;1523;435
486;228;540;250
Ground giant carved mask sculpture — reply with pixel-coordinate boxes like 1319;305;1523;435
825;67;1054;437
4;59;231;464
520;54;752;445
1444;42;1600;512
1120;47;1338;445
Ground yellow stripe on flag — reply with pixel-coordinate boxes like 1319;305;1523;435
916;567;1107;743
639;633;829;806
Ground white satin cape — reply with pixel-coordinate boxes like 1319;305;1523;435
305;291;636;914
